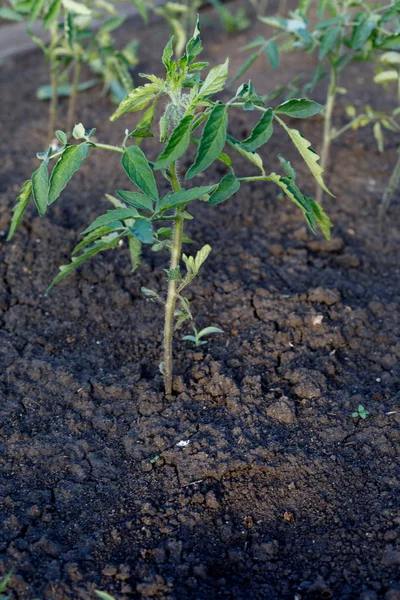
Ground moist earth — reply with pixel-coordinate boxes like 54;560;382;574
0;2;399;599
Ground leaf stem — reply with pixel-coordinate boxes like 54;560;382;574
163;161;183;396
49;62;59;142
379;147;400;220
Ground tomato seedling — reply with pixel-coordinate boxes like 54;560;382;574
182;326;224;347
9;20;332;396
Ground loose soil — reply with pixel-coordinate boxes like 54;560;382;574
0;2;399;599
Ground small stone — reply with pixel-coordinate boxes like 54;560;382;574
266;398;295;424
293;381;321;399
308;287;340;305
205;491;220;509
102;565;117;577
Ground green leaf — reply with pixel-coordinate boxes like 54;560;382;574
162;37;174;70
208;174;240;205
351;16;376;50
7;180;32;241
110;83;162;121
230;52;259;86
379;34;400;50
199;58;229;97
129;218;153;244
121;146;159;200
157;186;215;211
32;159;49;217
55;130;68;145
198;326;224;338
374;70;398;84
29;0;45;22
82;208;139;234
128;100;157;141
182;244;212;282
47;232;123;292
186;104;227;179
62;0;91;15
48;143;89;204
185;16;202;63
130;0;147;22
276;119;332;195
268;172;331;239
319;26;341;59
95;592;116;600
275;98;323;119
0;6;24;19
116;190;153;211
43;0;61;27
226;134;265;174
265;40;279;69
307;197;332;239
128;235;142;271
241;108;273;152
36;79;98;100
278;155;296;180
72;224;123;255
155;115;194;170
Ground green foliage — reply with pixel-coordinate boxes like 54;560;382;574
182;325;224;347
352;405;369;420
10;20;332;395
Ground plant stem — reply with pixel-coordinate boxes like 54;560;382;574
316;67;337;205
163;162;182;395
66;60;82;135
379;148;400;220
49;64;59;142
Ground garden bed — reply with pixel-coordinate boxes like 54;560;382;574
0;3;399;599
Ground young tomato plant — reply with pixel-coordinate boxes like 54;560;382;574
182;326;224;347
9;21;332;396
0;0;140;138
235;0;400;203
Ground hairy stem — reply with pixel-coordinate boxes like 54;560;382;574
66;60;82;135
163;162;182;395
316;68;337;205
379;148;400;220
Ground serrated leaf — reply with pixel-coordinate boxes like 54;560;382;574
275;98;323;119
185;16;202;63
7;180;32;241
199;58;229;97
129;218;153;244
155;115;194;170
116;190;153;210
82;208;139;234
186;104;227;179
121;146;159;200
128;100;157;141
226;134;265;174
157;186;215;211
277;120;332;195
182;244;211;280
110;83;162;121
268;172;332;239
208;174;240;205
32;159;49;216
47;233;123;292
241;108;273;152
48;143;88;204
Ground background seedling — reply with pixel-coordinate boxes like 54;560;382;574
9;19;333;396
352;405;369;420
182;325;224;347
235;0;400;204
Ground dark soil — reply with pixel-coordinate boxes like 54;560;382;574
0;2;399;599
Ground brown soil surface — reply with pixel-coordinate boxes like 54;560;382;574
0;2;399;599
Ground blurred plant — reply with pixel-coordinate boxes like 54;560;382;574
352;404;369;420
182;325;224;346
8;20;332;395
0;0;141;138
209;0;250;35
234;0;400;203
0;572;13;600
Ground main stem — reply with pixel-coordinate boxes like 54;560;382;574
163;162;183;395
316;67;337;205
49;64;58;142
379;149;400;220
66;60;82;135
